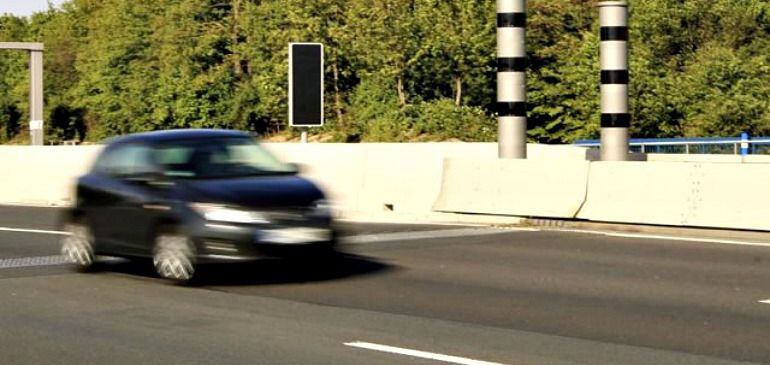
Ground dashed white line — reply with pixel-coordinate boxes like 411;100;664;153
344;341;509;365
0;227;67;235
759;299;770;305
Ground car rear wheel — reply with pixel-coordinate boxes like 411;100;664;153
152;231;196;283
61;222;95;271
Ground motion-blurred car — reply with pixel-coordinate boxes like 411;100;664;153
60;129;336;282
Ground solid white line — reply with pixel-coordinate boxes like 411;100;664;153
344;341;509;365
555;229;770;248
4;222;769;249
337;218;487;227
341;228;523;244
0;227;67;235
0;225;538;242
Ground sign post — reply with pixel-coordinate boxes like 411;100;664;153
0;42;44;145
289;43;324;143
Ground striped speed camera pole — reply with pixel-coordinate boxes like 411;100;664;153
599;1;629;161
497;0;527;159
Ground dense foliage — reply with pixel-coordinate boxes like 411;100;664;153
0;0;769;143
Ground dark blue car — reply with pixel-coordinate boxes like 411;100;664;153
60;129;335;283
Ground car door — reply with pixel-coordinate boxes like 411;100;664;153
81;144;133;253
86;143;163;255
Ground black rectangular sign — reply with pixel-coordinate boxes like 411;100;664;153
289;43;324;127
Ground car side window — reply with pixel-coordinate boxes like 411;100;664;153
93;143;156;178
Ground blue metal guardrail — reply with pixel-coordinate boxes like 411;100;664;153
574;133;770;156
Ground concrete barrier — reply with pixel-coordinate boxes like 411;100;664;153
576;162;697;226
433;158;590;218
4;141;770;231
265;143;500;220
0;146;102;206
686;163;770;230
577;161;770;230
645;154;744;163
639;153;770;164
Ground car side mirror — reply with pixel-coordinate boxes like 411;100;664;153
287;163;304;174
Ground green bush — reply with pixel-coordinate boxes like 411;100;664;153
412;99;496;141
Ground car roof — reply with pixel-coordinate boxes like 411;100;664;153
105;129;252;145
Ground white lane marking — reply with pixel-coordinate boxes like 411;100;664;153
759;300;770;304
0;226;536;242
0;228;527;270
337;218;487;227
344;341;509;365
555;229;770;248
0;255;69;269
341;228;528;244
4;222;769;249
0;255;123;270
0;227;67;235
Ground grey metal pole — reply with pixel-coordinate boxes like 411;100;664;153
496;0;527;159
598;1;629;161
300;130;308;144
29;50;44;146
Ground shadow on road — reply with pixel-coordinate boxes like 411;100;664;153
90;252;395;286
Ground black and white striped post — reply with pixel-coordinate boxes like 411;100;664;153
496;0;527;159
599;1;629;161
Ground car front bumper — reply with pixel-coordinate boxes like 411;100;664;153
186;221;337;263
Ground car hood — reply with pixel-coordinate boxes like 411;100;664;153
180;175;325;209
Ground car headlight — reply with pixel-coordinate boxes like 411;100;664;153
190;203;270;224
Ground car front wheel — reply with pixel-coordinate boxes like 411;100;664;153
152;231;196;283
61;222;95;271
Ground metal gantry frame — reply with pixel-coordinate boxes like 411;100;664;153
0;42;44;145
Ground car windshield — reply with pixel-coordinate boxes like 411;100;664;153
154;137;296;179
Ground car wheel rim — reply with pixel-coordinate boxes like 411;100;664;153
61;224;94;267
153;234;195;281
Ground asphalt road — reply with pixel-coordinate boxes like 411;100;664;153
0;206;768;365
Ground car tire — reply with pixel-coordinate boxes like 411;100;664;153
152;229;196;284
61;221;96;272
